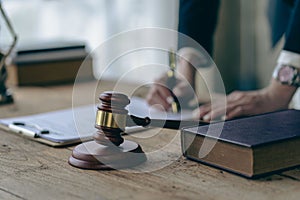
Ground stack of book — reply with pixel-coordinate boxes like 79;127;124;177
8;40;93;86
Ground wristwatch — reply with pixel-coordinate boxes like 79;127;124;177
275;64;300;87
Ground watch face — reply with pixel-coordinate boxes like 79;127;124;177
278;65;295;83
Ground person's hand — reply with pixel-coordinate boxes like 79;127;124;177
195;89;274;121
146;73;195;111
146;75;171;110
146;48;198;111
194;79;297;121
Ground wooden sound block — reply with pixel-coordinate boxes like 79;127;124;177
69;140;147;170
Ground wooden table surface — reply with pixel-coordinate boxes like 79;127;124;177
0;81;300;200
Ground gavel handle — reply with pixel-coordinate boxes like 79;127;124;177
127;115;208;130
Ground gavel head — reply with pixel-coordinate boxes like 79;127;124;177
94;91;130;146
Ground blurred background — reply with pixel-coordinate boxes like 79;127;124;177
0;0;283;93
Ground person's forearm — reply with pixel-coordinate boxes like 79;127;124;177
177;47;209;88
263;78;297;109
177;59;196;88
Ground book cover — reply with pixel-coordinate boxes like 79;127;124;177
181;109;300;178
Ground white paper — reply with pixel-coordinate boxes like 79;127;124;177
128;97;194;120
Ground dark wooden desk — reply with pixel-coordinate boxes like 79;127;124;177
0;81;300;200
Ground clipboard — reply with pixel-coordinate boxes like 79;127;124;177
0;105;96;147
0;97;195;147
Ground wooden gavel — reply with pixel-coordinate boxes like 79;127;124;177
69;91;206;170
94;91;206;146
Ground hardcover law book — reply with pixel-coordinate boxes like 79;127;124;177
8;40;93;86
181;110;300;178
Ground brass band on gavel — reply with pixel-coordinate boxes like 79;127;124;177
95;110;127;130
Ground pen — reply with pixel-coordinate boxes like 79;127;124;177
166;49;181;113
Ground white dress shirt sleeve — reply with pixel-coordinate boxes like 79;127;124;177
273;50;300;78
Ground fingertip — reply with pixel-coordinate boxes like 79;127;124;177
221;115;226;121
166;96;174;104
202;114;210;122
